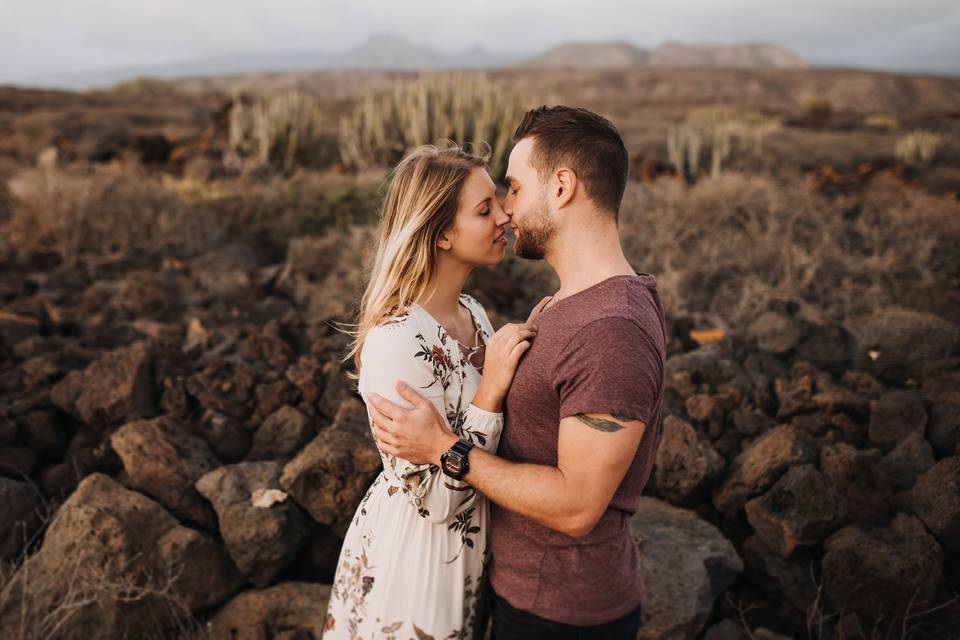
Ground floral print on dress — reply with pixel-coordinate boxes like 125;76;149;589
323;293;501;640
413;324;458;391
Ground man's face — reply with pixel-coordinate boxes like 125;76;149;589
502;137;557;260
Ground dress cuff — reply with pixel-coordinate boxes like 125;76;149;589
466;402;503;421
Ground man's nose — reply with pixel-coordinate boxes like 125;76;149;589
498;196;513;217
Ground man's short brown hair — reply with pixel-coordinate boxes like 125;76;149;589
512;105;629;219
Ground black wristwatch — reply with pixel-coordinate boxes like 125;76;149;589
440;439;475;480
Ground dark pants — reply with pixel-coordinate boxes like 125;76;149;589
490;591;641;640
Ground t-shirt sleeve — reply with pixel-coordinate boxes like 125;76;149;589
552;316;663;426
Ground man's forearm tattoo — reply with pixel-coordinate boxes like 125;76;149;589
574;413;634;433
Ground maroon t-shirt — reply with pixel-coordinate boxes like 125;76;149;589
489;272;667;626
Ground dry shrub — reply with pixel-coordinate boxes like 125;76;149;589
197;171;383;262
2;165;207;267
1;549;205;640
0;164;384;268
616;172;960;327
0;474;207;640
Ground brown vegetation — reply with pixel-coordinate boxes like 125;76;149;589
1;67;959;639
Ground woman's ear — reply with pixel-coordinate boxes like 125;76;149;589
436;229;454;251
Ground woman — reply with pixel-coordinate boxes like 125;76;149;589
323;144;536;640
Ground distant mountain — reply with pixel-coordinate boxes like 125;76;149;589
345;33;520;70
15;33;525;90
648;42;808;69
14;34;813;90
515;40;808;70
513;41;650;69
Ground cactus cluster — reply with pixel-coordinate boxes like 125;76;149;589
895;130;941;167
667;106;781;179
338;72;529;179
226;90;331;174
109;76;174;95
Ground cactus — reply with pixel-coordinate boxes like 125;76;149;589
895;130;941;167
802;97;833;128
667;106;781;179
864;114;899;131
109;76;174;95
226;89;329;174
338;72;529;179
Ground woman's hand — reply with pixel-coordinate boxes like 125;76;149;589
472;296;552;412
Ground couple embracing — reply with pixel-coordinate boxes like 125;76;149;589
323;105;666;640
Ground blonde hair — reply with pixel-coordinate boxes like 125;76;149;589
342;143;488;377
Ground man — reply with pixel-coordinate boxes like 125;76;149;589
369;105;667;639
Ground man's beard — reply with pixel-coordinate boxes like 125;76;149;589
514;191;556;260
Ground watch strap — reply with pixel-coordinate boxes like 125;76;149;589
451;439;474;456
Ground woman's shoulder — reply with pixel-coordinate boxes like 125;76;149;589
458;292;487;319
458;292;481;308
365;308;421;344
459;293;494;332
359;309;442;385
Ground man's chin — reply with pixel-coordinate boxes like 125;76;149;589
513;242;545;261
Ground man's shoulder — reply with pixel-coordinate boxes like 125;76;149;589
557;284;666;362
566;277;662;333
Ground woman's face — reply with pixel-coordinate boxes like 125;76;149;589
440;166;510;267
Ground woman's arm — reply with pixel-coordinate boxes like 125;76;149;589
359;321;502;524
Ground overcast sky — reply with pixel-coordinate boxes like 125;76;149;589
3;0;959;84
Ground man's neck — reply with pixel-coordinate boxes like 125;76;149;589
545;221;636;301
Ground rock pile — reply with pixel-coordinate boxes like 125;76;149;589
1;243;958;639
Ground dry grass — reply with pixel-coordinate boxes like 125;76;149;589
2;550;205;640
801;565;960;640
615;172;960;328
1;164;199;267
0;164;384;267
0;469;202;640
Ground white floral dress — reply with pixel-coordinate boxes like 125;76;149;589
323;293;503;640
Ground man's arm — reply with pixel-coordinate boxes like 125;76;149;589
370;383;647;538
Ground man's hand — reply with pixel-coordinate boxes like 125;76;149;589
369;382;458;466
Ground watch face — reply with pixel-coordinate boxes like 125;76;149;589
445;458;463;474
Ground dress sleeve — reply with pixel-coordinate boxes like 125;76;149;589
359;319;503;524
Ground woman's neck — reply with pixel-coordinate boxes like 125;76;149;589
419;258;471;324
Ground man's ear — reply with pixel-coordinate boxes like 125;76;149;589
555;168;576;209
